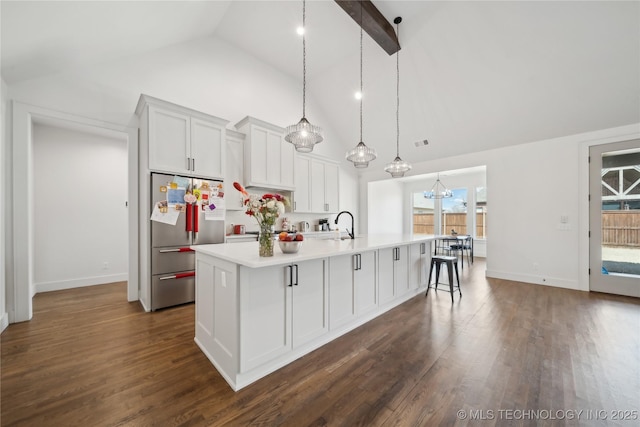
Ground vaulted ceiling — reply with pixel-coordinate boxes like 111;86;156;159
2;1;639;166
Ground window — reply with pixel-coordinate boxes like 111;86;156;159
441;188;467;235
476;186;487;238
413;193;434;235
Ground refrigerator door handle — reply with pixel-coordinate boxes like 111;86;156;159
186;203;193;242
194;203;199;235
159;247;194;253
159;271;196;281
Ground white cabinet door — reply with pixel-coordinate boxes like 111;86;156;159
380;246;410;303
240;265;291;372
378;247;395;305
266;131;282;186
329;255;356;330
308;159;339;213
355;250;377;315
191;117;224;180
247;126;269;185
225;132;245;210
324;162;339;213
395;246;410;296
149;106;190;174
310;160;326;213
292;259;328;347
293;155;311;213
409;242;430;290
280;140;295;188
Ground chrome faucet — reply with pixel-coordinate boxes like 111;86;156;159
335;211;355;239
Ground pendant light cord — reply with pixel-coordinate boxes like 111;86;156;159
302;0;307;118
359;2;363;142
396;20;400;158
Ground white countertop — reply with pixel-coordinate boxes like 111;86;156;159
193;234;435;268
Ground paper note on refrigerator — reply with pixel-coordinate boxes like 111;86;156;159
204;197;225;221
151;204;180;225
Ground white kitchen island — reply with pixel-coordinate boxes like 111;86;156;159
191;234;435;391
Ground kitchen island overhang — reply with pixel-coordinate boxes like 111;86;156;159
192;234;435;391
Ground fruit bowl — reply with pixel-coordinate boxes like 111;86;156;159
278;240;303;254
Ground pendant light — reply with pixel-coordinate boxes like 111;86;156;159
424;173;453;199
346;2;376;168
285;0;323;153
384;17;411;178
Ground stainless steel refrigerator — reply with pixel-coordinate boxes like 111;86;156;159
150;172;225;310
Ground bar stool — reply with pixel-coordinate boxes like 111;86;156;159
425;255;461;303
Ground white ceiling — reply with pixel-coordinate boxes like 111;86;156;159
2;0;639;166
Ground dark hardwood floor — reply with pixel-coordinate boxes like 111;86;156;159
2;260;639;426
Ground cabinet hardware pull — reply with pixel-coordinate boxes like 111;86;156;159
186;157;190;170
353;254;358;271
294;264;299;286
358;254;362;270
192;158;195;171
286;265;293;287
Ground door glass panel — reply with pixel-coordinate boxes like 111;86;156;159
590;140;640;297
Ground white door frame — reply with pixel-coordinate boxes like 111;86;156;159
588;139;640;297
578;124;640;295
10;101;138;322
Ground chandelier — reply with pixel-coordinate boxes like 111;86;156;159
285;0;323;153
384;17;411;178
424;173;453;199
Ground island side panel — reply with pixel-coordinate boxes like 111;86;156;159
239;264;292;373
195;253;238;387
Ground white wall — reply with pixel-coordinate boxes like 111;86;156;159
367;179;404;234
1;78;8;331
359;123;640;292
32;124;128;292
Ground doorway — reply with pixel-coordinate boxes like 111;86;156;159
589;139;640;297
10;102;138;322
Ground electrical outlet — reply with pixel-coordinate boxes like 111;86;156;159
103;262;109;270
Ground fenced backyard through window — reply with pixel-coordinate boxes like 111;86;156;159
413;212;486;237
602;211;640;247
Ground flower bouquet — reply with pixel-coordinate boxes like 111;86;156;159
233;182;289;257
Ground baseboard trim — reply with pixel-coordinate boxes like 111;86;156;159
34;273;128;294
485;269;579;290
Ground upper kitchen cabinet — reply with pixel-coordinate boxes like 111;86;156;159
235;116;295;191
310;158;339;213
136;95;228;180
225;129;245;210
294;154;339;214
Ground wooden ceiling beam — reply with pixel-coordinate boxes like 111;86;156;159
335;0;400;55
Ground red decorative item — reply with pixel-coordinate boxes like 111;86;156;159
186;203;193;232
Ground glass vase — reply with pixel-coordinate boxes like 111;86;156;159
258;224;274;257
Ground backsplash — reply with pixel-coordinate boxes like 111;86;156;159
225;210;339;235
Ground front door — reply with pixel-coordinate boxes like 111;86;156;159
589;139;640;297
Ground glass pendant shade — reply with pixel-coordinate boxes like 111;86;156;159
384;156;412;178
285;117;323;153
346;5;376;168
424;174;453;199
285;0;323;153
346;141;377;168
386;17;411;178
